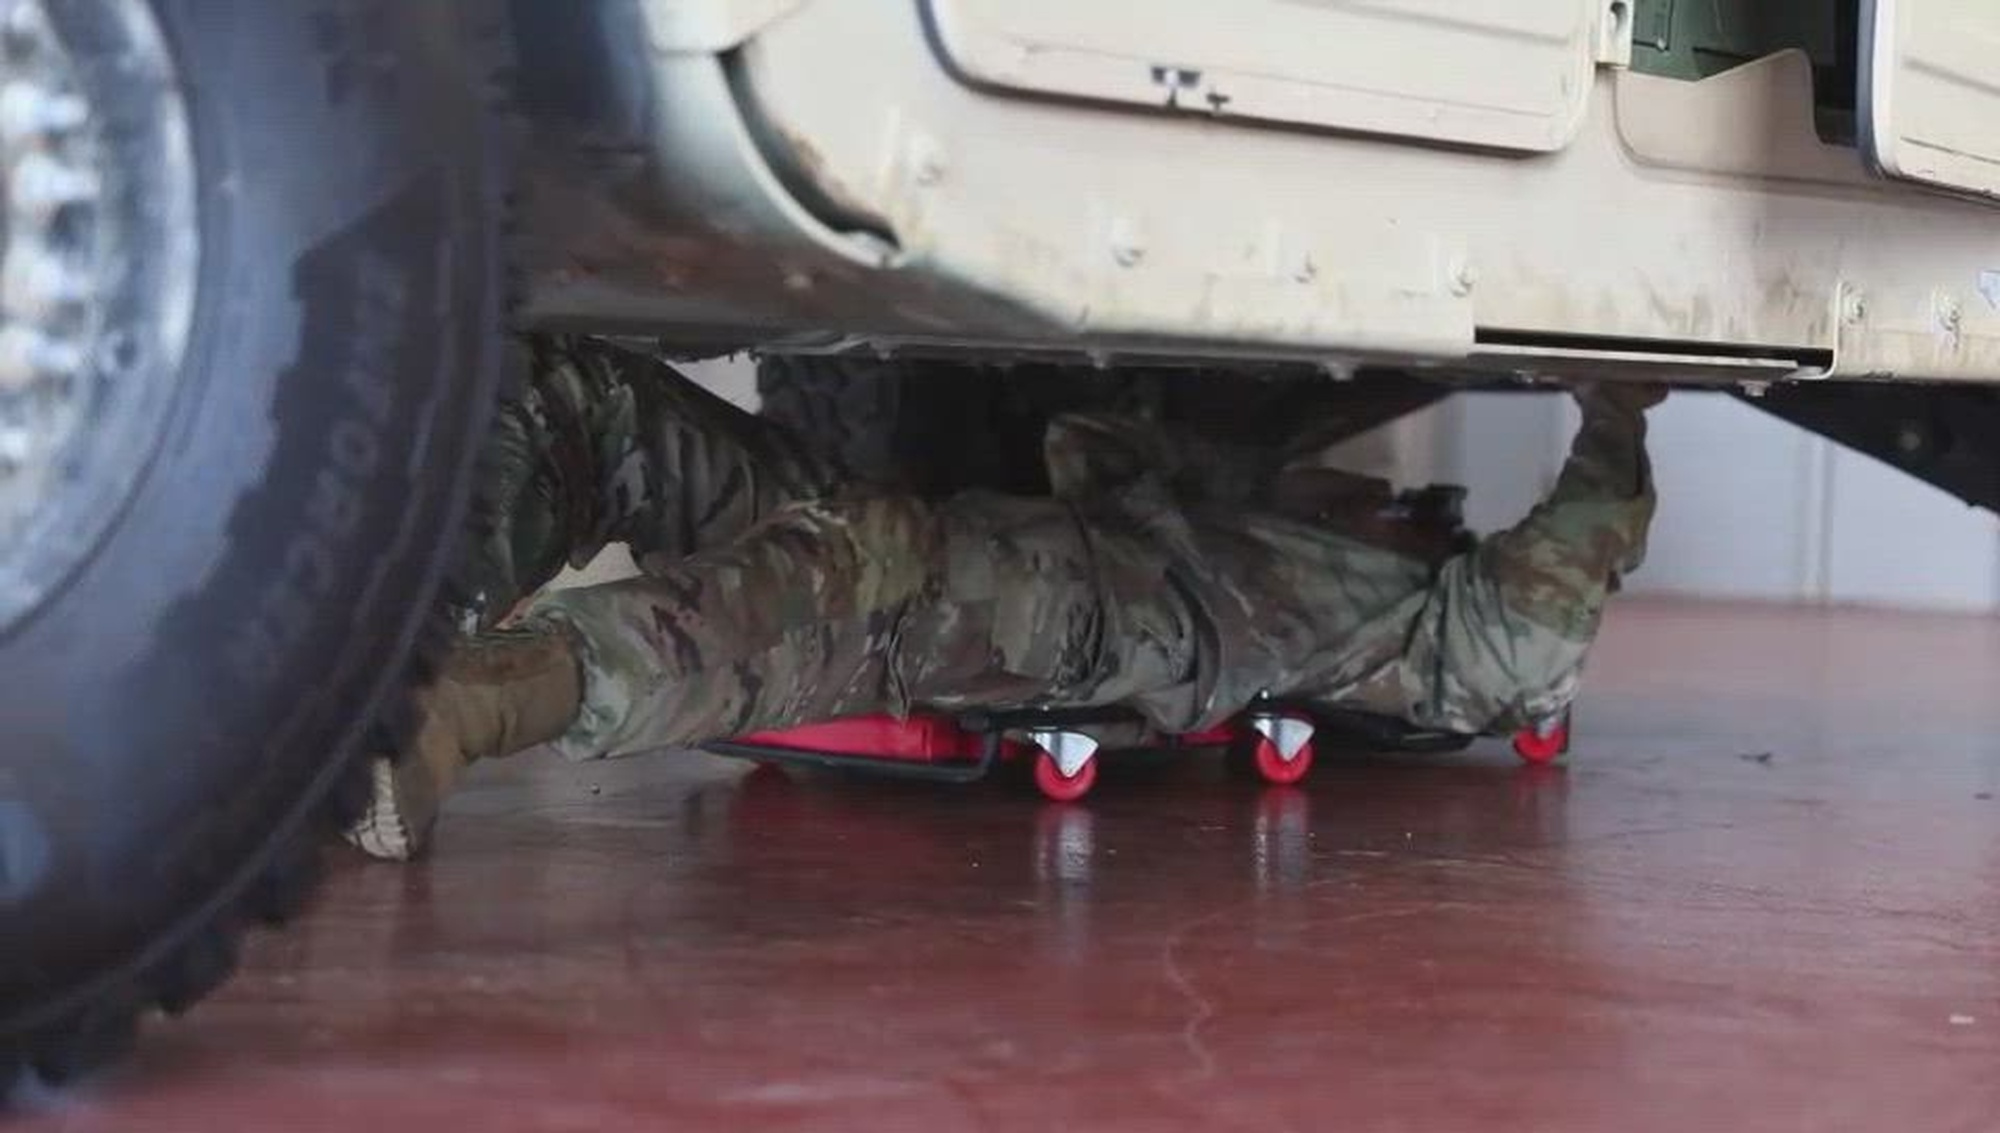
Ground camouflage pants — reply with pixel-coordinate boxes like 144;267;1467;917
456;337;842;625
476;338;1657;760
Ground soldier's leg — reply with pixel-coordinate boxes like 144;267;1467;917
528;490;1208;758
459;335;840;625
1394;384;1662;733
439;487;1204;769
351;492;964;858
349;479;1260;861
347;336;839;857
528;496;943;757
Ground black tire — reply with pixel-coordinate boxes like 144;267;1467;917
756;356;1073;496
0;0;511;1086
754;356;918;489
755;356;1449;497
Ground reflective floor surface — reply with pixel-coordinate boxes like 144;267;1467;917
20;599;2000;1131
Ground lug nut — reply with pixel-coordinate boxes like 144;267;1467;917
10;151;98;223
0;82;86;143
2;243;89;322
0;323;84;392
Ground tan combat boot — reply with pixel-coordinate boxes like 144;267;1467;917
343;625;583;861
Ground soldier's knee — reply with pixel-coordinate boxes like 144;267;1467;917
787;494;939;552
924;493;1105;689
742;495;945;607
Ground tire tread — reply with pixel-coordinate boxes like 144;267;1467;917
3;1;518;1093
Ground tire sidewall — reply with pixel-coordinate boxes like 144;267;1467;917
1;0;506;1022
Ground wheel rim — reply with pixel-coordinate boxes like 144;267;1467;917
1033;750;1096;802
0;0;196;632
1253;736;1313;786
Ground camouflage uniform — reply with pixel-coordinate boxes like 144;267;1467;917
474;337;1656;761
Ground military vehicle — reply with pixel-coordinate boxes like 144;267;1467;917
6;0;1997;1082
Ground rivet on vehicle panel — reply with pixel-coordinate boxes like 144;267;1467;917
911;144;946;187
1936;294;1963;335
1738;380;1770;399
1840;290;1867;325
1108;218;1145;267
1448;259;1478;296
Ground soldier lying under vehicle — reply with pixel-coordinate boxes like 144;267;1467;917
343;336;1663;861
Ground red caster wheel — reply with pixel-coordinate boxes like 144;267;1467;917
1250;733;1315;785
1026;729;1100;802
1032;748;1098;802
1512;720;1570;765
1229;713;1316;787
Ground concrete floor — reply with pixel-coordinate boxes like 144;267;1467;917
19;598;2000;1131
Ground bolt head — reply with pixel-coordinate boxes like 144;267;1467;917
1106;217;1146;268
1937;295;1964;333
1448;260;1478;296
908;138;946;187
1841;291;1867;325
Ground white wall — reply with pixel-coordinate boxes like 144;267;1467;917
679;355;758;410
1403;390;2000;612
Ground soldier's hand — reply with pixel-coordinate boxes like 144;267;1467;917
1572;381;1668;417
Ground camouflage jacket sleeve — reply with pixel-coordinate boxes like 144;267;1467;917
1389;387;1659;732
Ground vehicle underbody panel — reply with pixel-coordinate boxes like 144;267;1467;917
514;0;2000;388
1746;381;2000;512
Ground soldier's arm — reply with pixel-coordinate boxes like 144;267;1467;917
1391;385;1664;733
